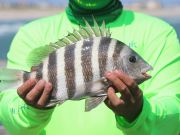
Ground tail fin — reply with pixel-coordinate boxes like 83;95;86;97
0;68;23;91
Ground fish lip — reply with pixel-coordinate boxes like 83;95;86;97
141;72;152;79
141;65;153;79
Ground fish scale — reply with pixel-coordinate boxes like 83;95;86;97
98;37;111;77
81;39;94;96
48;52;58;97
64;43;76;99
56;47;68;100
74;40;86;99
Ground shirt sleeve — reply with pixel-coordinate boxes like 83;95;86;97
116;22;180;134
0;22;54;135
7;22;45;71
0;90;54;135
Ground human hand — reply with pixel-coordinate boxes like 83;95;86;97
104;70;143;123
17;79;53;109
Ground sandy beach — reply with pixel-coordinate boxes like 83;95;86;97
0;7;180;20
0;8;63;20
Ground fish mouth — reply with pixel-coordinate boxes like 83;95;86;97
141;72;152;79
141;65;153;80
134;65;153;84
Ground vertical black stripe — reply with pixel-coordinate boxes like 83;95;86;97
48;52;57;98
98;37;111;77
36;63;43;80
64;44;76;99
23;71;30;82
113;41;124;70
81;39;93;94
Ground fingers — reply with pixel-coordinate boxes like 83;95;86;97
17;79;37;98
114;70;141;97
17;79;53;109
105;87;125;107
105;71;135;103
104;70;144;122
25;80;46;105
36;82;52;108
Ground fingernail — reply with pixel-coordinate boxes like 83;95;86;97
105;71;112;76
115;70;119;74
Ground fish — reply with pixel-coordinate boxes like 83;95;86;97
0;18;153;111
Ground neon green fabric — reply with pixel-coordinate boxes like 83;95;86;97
66;0;123;25
73;0;112;9
0;10;179;135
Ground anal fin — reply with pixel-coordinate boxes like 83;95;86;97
85;96;107;112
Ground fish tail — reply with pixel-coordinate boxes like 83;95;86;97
0;68;23;91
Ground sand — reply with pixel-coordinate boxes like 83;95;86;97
0;8;63;20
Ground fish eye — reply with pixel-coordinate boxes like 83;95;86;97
129;56;136;63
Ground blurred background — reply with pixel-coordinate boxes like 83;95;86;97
0;0;180;134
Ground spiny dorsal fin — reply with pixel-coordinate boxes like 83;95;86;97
101;21;106;36
83;17;95;37
78;25;90;39
67;32;79;42
92;16;101;37
26;18;111;67
107;28;111;37
72;29;83;40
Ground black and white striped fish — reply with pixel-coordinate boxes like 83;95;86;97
0;19;152;111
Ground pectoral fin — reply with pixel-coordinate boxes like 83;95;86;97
85;96;107;112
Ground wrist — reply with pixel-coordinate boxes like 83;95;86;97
115;97;151;130
123;97;143;123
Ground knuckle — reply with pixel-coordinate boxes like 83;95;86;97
35;81;46;90
35;87;43;93
27;79;36;86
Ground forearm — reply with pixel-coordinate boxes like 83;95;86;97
0;90;54;135
116;95;180;135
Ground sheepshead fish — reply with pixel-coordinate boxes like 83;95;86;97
0;19;152;111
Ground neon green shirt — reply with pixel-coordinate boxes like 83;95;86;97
0;10;180;135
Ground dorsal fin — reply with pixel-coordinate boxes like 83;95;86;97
92;16;101;37
26;18;111;67
101;21;107;36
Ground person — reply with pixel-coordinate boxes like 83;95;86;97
0;0;179;135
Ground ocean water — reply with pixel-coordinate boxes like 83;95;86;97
0;17;180;60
